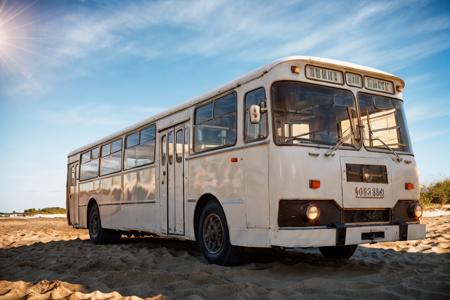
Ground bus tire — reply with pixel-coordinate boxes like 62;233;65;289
88;203;119;244
319;245;358;259
198;201;241;266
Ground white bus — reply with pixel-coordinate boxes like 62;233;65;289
67;56;426;265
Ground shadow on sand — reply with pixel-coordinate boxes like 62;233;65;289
1;237;449;299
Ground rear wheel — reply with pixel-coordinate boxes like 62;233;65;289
88;203;120;244
198;201;241;266
319;245;358;259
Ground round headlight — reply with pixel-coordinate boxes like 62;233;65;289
408;203;423;219
305;204;320;221
413;204;423;218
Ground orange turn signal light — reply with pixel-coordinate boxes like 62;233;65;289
405;182;414;190
309;179;321;189
230;157;238;163
291;66;301;74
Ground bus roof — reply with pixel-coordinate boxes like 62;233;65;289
68;56;404;157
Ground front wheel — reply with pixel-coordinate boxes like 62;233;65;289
198;201;241;266
319;245;358;259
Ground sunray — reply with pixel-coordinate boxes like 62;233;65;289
0;49;39;90
0;0;45;84
1;41;50;64
0;0;36;28
0;0;6;14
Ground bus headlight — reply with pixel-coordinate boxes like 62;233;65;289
409;203;423;219
305;204;320;221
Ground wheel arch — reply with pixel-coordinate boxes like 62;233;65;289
87;198;98;229
193;193;223;241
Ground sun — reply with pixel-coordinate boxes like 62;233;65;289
0;0;36;79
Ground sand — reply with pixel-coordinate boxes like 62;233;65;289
0;216;449;300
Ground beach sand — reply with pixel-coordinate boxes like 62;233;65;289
0;216;449;299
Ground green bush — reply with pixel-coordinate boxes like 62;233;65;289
420;178;450;207
23;207;66;216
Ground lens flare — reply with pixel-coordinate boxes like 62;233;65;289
0;0;39;82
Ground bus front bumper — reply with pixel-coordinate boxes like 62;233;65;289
270;223;426;248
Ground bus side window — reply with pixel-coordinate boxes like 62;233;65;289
176;129;184;163
161;135;167;165
80;148;99;180
194;92;237;152
100;139;122;176
71;166;76;186
124;124;156;170
244;87;267;142
168;131;174;165
184;127;190;155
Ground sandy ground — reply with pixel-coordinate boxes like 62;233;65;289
0;217;449;300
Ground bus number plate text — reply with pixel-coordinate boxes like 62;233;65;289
355;187;384;198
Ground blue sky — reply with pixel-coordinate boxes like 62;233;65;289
0;0;449;212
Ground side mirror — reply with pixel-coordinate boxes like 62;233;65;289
249;105;261;124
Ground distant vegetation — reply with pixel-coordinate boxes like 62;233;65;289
420;179;450;208
23;207;66;216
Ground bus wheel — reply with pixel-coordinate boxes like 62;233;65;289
319;245;358;259
88;203;120;244
198;201;241;266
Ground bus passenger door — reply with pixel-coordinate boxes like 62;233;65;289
160;125;186;235
160;133;168;234
68;163;79;225
173;125;185;235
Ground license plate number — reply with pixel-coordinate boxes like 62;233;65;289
355;187;384;198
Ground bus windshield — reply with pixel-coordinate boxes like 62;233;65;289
358;92;412;153
272;81;357;147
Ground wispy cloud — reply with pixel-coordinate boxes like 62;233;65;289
407;99;450;123
42;103;167;127
413;128;450;143
4;0;450;96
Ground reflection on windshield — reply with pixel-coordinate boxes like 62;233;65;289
272;81;357;146
359;93;412;153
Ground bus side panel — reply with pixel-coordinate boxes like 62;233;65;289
97;174;122;229
111;166;158;232
243;143;269;228
188;149;247;244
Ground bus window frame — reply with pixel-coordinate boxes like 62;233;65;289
270;80;360;151
357;91;414;156
193;91;238;154
124;124;157;171
99;138;123;177
79;148;100;181
243;87;268;144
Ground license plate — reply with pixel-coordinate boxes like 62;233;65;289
355;187;384;198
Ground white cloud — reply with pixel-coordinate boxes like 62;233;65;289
42;103;167;127
4;0;450;96
407;99;450;123
413;128;450;143
47;0;450;65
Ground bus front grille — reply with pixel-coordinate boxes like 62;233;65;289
344;209;390;223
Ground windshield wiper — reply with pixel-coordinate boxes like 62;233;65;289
324;127;353;157
369;136;403;162
325;107;357;157
364;108;402;162
285;130;324;143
